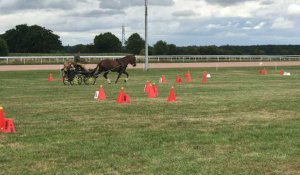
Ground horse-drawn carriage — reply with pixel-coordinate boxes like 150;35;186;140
61;55;136;85
61;61;97;85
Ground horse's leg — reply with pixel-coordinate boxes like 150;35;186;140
123;71;129;82
103;72;111;84
115;72;122;84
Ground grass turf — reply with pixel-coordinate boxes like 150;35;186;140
0;66;300;174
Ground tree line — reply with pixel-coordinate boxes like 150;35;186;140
1;24;300;56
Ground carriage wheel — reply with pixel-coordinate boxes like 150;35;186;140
84;76;96;85
63;77;69;85
62;74;70;85
70;74;82;85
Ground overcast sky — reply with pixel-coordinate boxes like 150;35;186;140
0;0;300;46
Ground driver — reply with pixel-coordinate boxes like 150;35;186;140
74;52;89;72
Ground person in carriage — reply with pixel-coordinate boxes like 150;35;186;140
63;52;89;72
73;52;89;72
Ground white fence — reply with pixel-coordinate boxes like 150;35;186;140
1;55;300;65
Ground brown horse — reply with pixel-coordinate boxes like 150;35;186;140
92;55;136;84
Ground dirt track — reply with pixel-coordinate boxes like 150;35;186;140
1;61;300;71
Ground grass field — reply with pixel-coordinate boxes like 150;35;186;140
0;66;300;174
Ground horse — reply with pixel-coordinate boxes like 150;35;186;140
92;55;137;84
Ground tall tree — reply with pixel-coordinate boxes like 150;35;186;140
125;33;145;54
94;32;122;53
167;44;177;55
153;40;169;55
0;38;9;56
1;24;63;53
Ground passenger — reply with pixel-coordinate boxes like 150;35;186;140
74;52;89;72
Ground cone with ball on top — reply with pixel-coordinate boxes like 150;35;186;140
201;71;207;84
144;81;151;93
0;106;16;133
97;85;106;101
147;83;156;98
263;68;268;75
184;70;192;82
175;75;182;83
167;86;176;102
48;73;54;81
152;83;158;97
116;87;130;104
0;106;5;131
160;75;166;84
279;69;284;76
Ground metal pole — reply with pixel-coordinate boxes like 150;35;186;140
144;0;149;71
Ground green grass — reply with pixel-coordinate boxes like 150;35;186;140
0;66;300;174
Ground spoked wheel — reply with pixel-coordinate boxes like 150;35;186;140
63;77;69;85
83;76;96;85
70;74;83;85
62;74;70;85
61;71;67;85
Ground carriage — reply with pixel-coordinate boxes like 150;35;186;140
61;55;136;85
61;62;97;85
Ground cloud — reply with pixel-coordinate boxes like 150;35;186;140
271;17;294;29
205;24;224;29
204;0;256;6
100;0;174;10
1;0;300;46
253;22;266;29
69;9;125;18
288;3;300;15
172;10;196;17
0;0;83;13
243;21;266;30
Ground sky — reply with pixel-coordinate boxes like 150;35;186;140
0;0;300;46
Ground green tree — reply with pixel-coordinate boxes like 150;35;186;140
0;38;9;56
153;40;169;55
125;33;145;54
94;32;122;53
64;44;96;53
167;44;177;55
1;24;63;53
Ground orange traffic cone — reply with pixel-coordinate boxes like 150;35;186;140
0;107;5;132
124;94;131;103
97;85;106;101
0;107;16;133
160;75;166;84
202;71;207;84
175;75;182;83
116;87;130;104
152;83;158;97
279;69;284;75
263;68;268;75
147;84;156;98
184;71;192;82
144;81;151;93
48;73;53;81
116;87;125;103
167;86;176;102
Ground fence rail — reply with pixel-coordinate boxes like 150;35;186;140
1;55;300;65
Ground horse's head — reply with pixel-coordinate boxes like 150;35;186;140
129;55;136;67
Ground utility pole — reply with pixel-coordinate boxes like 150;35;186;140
122;24;126;47
144;0;149;71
